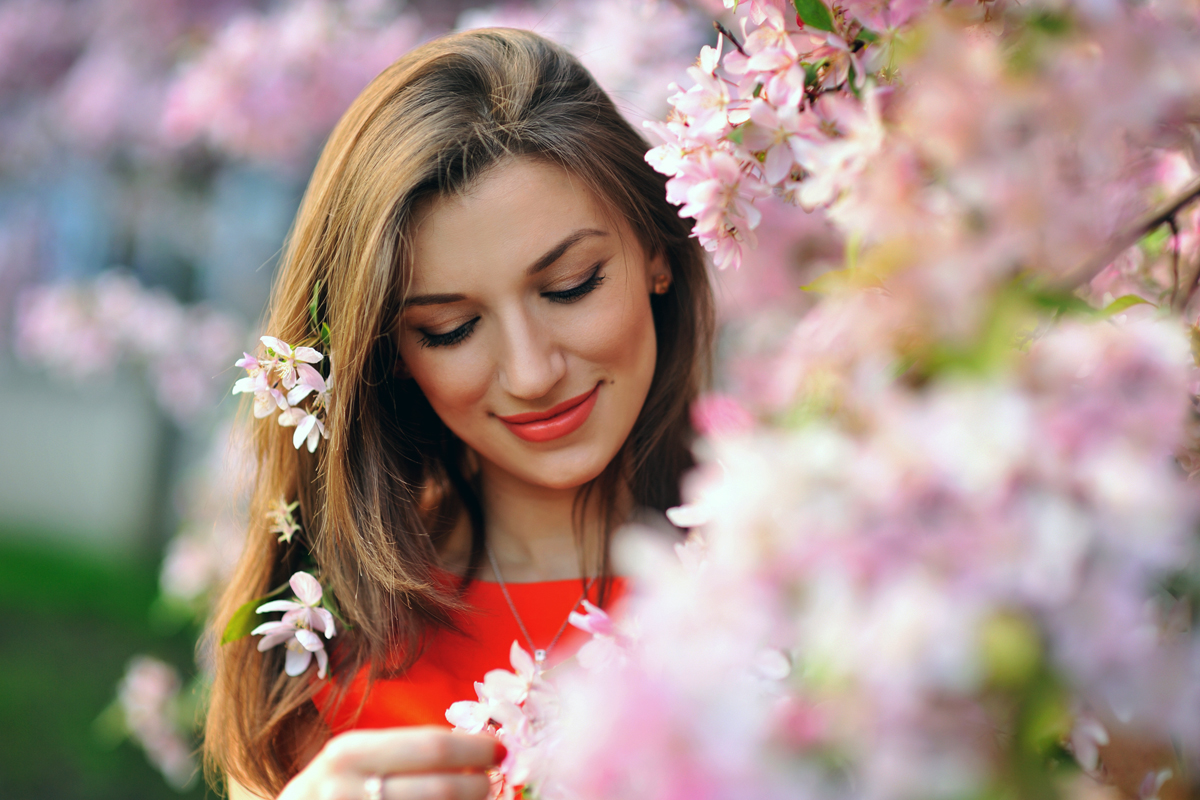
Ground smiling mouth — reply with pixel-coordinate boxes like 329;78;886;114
497;384;601;443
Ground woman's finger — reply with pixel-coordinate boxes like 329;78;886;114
321;727;501;776
382;773;492;800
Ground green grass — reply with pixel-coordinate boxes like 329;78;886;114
0;536;213;800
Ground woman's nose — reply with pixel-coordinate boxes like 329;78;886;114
496;309;566;400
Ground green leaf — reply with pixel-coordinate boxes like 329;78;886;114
309;279;322;331
1140;224;1172;258
856;27;880;44
221;599;263;645
793;0;835;32
220;582;289;645
802;61;822;89
1095;293;1153;318
726;124;745;145
846;62;861;99
1028;10;1071;36
322;588;352;631
1025;287;1093;317
319;322;331;347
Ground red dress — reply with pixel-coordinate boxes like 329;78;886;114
318;576;625;731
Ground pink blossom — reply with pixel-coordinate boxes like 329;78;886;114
260;335;323;390
252;571;336;679
568;601;632;671
723;0;794;26
266;497;301;544
1069;712;1109;775
690;392;756;436
117;656;196;789
278;406;327;452
446;642;549;799
671;149;770;269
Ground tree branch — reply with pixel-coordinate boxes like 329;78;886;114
1054;177;1200;292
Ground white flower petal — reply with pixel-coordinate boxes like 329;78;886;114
314;647;329;679
284;646;312;676
287;384;315;405
293;346;324;364
294;628;324;652
313;608;337;638
256;599;301;614
306;421;323;452
509;641;536;678
294;415;316;450
289;572;323;606
446;700;489;733
260;336;290;356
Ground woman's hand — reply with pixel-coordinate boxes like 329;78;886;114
246;727;500;800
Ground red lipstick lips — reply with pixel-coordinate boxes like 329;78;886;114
497;384;600;443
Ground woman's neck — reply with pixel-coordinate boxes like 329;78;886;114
476;462;602;582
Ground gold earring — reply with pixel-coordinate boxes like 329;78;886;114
652;274;671;294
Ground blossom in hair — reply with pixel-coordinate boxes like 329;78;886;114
260;335;323;390
266;497;301;544
278;406;327;453
252;571;336;679
231;335;331;451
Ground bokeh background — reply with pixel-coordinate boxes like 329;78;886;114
0;1;837;797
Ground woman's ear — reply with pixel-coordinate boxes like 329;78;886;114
646;253;672;295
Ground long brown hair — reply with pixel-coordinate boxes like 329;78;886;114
204;27;714;796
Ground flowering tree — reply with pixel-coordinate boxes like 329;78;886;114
447;0;1200;799
10;0;1200;795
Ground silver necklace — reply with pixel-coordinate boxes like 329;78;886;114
485;542;595;668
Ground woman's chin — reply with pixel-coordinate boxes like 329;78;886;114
483;447;616;493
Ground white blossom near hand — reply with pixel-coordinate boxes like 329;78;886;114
251;572;336;679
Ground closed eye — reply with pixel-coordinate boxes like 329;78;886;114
543;264;605;304
418;316;479;348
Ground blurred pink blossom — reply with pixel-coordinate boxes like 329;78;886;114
117;656;196;788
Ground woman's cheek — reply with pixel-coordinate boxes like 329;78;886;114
563;275;656;368
407;342;493;420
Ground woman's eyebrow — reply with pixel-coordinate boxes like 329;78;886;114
403;228;609;308
526;228;608;276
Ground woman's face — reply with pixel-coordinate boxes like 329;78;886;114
398;158;665;492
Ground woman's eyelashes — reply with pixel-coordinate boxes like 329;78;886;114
542;263;606;304
418;316;479;348
416;264;608;348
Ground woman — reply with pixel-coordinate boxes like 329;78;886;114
207;27;715;800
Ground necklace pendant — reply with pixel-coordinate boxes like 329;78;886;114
534;648;547;664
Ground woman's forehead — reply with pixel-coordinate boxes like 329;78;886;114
407;158;625;291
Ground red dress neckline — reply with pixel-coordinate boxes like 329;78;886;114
316;576;625;732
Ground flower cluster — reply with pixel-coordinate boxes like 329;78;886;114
114;656;197;790
266;497;302;544
14;271;244;425
646;0;891;269
232;336;331;452
446;642;556;800
158;422;254;608
160;0;422;169
452;1;1200;799
251;571;337;680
